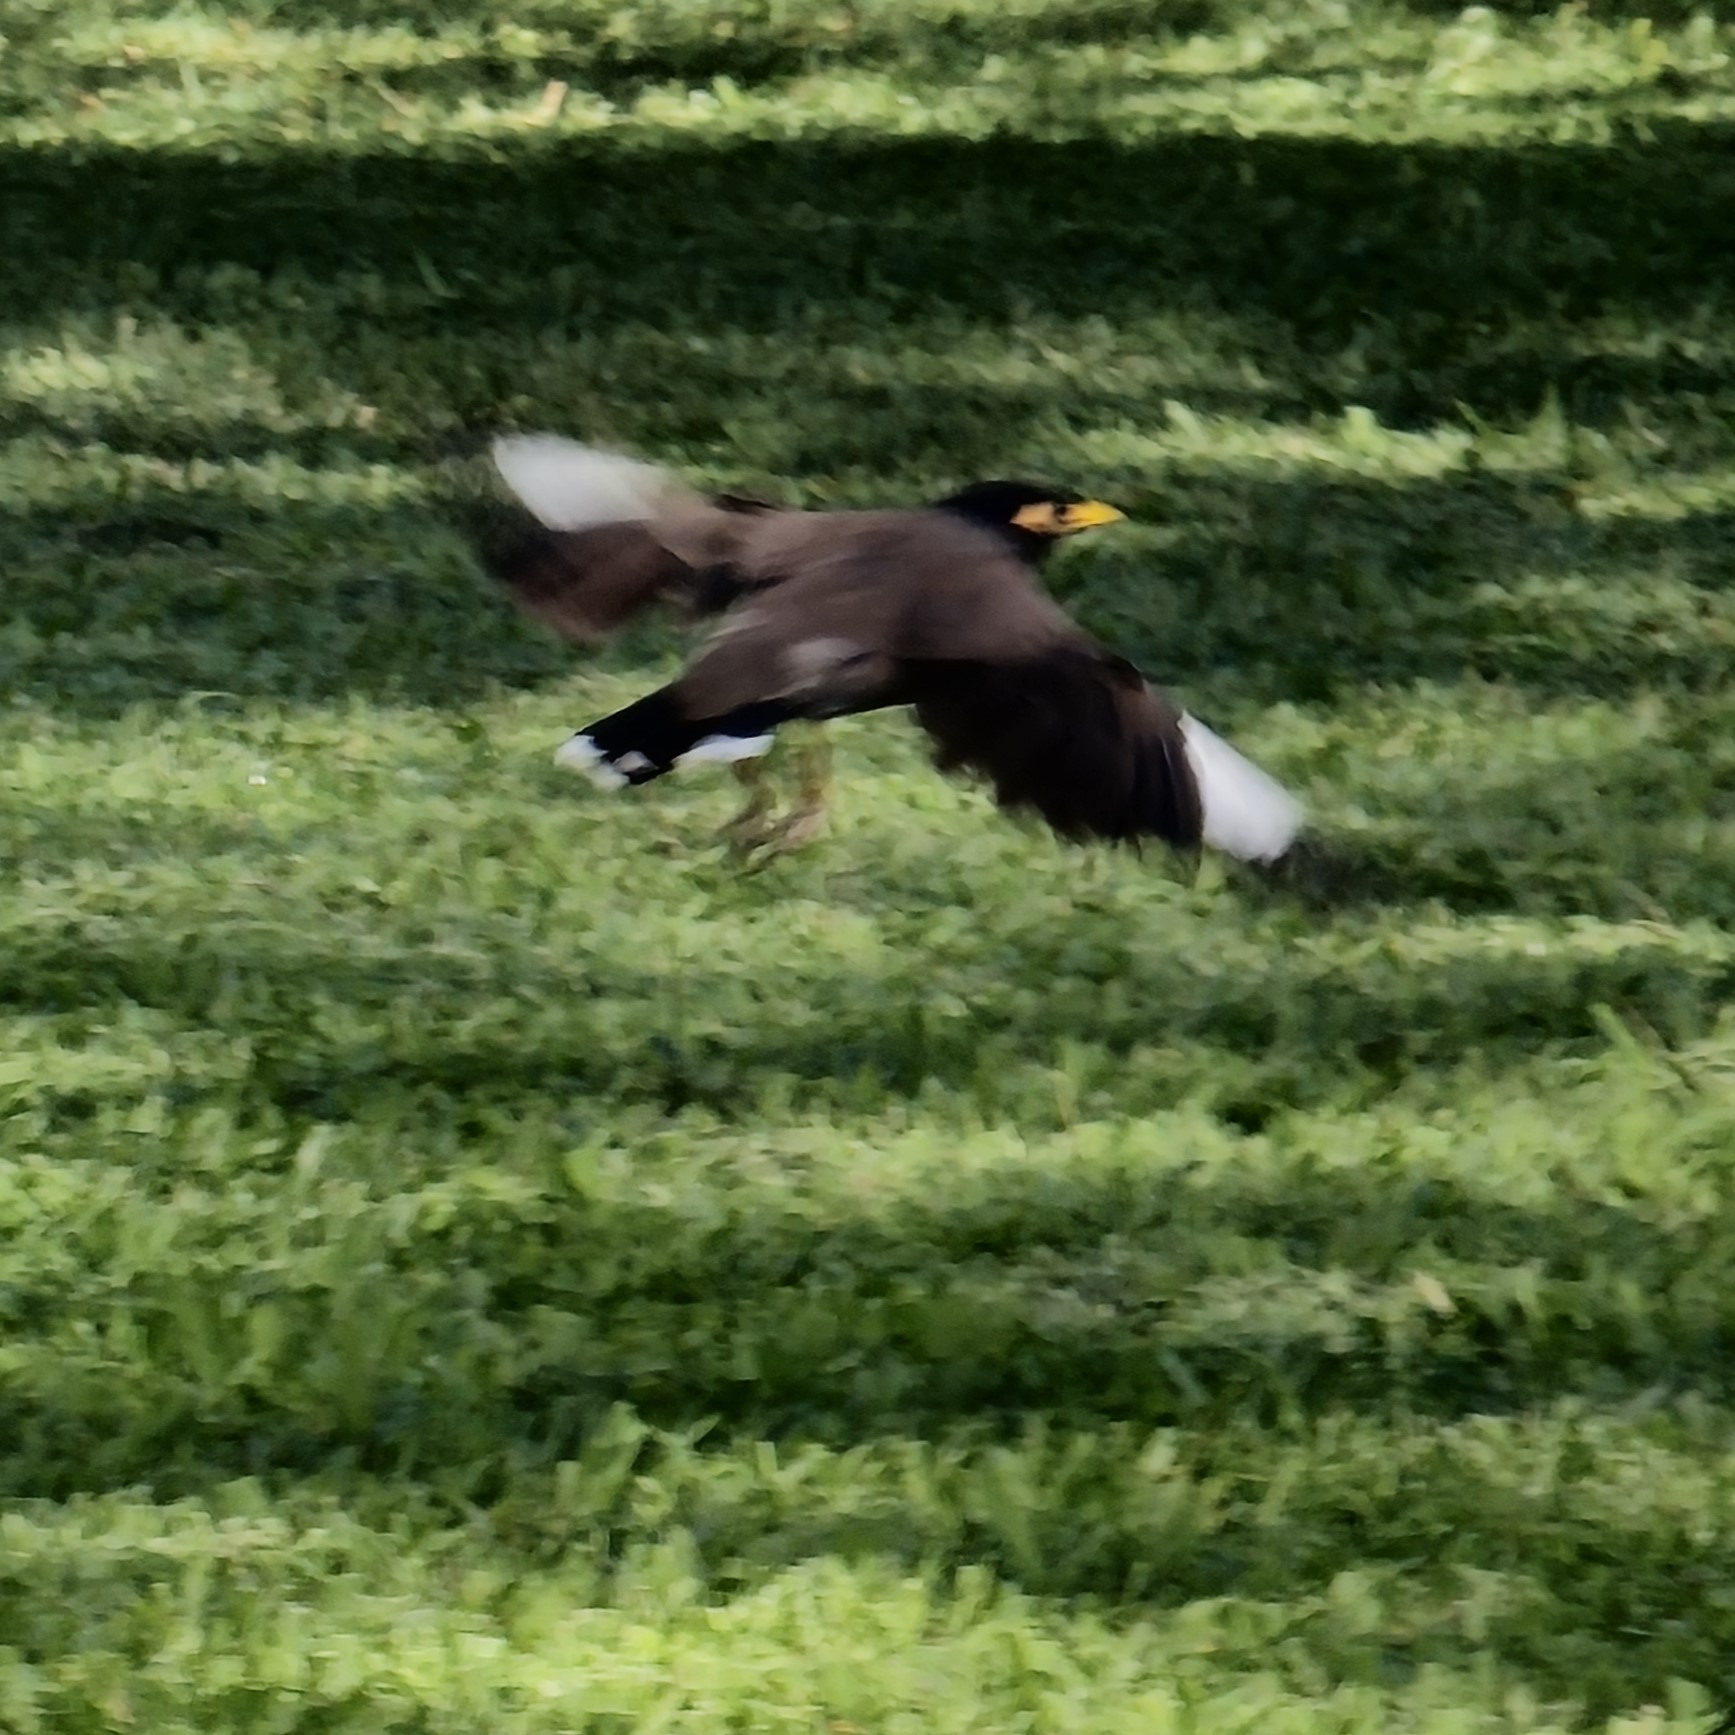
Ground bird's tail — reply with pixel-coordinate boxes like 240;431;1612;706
554;690;796;788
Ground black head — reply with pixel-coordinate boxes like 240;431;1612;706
932;480;1126;563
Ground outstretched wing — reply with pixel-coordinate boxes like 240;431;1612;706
467;508;701;643
473;435;778;642
913;648;1301;862
908;648;1203;849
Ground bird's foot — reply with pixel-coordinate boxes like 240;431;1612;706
718;801;782;853
716;755;782;854
735;802;827;871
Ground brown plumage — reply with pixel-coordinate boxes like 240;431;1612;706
465;491;774;642
910;652;1203;847
474;436;1302;863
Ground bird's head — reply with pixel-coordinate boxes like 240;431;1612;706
932;480;1126;563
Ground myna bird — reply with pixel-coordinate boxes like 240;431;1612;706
468;440;826;856
476;435;1303;865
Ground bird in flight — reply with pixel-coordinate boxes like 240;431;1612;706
471;435;1303;867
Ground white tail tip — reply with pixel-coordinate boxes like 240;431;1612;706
491;434;672;532
553;733;628;789
1179;715;1304;863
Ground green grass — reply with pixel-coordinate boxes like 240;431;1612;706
4;0;1735;1729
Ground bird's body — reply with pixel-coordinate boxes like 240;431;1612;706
472;435;1303;865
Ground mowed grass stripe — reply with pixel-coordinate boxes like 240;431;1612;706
14;5;1735;151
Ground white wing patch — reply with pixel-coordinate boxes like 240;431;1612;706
492;435;673;531
1178;715;1304;863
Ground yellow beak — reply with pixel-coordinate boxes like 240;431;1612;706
1057;499;1126;533
1011;498;1127;535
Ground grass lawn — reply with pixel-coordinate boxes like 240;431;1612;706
4;1;1735;1729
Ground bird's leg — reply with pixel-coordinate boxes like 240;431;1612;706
718;753;782;852
742;727;832;866
784;727;832;848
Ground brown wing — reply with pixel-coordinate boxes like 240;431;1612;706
476;517;694;642
468;493;779;644
909;648;1204;849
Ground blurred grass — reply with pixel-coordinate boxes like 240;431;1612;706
4;0;1735;1731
